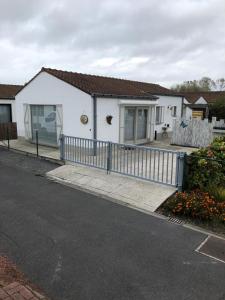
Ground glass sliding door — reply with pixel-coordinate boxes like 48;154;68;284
137;108;148;140
31;105;57;146
0;104;11;123
124;107;148;144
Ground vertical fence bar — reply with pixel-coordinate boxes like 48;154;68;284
7;126;10;150
35;130;39;157
107;142;112;174
60;134;65;160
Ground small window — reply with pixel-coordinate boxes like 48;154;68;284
0;104;12;123
171;106;177;117
156;106;164;124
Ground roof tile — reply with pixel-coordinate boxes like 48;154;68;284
0;84;23;99
42;67;174;97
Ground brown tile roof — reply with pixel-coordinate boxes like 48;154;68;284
40;67;178;98
183;91;225;104
0;84;23;100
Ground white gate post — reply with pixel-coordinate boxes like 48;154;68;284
176;152;186;191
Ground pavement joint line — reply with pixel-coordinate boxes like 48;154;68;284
183;223;225;241
195;235;210;253
195;236;225;264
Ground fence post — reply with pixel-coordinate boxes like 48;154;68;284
60;134;65;161
7;126;10;150
176;152;186;191
107;142;112;174
35;130;39;157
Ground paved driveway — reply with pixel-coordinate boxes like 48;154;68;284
0;148;224;300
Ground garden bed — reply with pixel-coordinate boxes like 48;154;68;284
158;196;225;236
159;136;225;236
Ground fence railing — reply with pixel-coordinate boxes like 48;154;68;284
0;122;18;149
60;135;185;189
0;122;17;140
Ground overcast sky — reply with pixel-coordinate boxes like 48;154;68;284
0;0;224;87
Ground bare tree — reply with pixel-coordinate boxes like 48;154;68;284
171;77;225;92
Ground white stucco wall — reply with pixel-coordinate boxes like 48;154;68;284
15;71;93;142
154;95;183;135
195;97;207;104
0;99;16;122
183;98;193;120
96;97;120;143
96;97;157;143
15;70;158;146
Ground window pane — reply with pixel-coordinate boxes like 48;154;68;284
0;105;11;123
137;109;147;139
31;105;57;145
124;108;135;141
156;107;161;124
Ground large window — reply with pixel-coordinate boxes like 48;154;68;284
0;104;12;123
31;105;57;146
156;106;164;124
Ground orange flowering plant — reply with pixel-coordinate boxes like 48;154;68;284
164;190;225;223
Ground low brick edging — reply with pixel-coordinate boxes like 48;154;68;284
0;281;47;300
0;256;49;300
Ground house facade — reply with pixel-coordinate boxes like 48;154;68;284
183;91;225;119
0;84;22;124
15;68;183;146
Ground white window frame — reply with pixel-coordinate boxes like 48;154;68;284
124;106;150;144
155;106;164;124
171;106;177;117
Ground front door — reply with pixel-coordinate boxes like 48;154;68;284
31;105;57;146
124;107;148;144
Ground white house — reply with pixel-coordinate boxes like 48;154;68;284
183;91;225;119
15;67;183;146
0;84;22;124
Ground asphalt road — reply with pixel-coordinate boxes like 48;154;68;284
0;148;225;300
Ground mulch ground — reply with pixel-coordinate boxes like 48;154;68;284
0;256;49;300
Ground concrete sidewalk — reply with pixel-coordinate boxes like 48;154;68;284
0;138;60;161
47;164;176;212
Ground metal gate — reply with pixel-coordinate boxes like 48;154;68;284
60;135;185;189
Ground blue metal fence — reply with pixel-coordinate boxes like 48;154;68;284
60;135;185;189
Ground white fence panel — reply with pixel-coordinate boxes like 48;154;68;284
172;118;214;148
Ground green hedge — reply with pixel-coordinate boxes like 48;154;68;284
184;137;225;190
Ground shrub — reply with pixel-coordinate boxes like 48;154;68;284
185;137;225;190
207;186;225;203
164;190;225;223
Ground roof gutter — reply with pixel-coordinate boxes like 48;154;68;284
92;93;158;100
0;97;15;100
154;93;185;98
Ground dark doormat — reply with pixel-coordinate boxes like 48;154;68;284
196;236;225;264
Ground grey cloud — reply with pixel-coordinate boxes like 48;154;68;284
0;0;224;86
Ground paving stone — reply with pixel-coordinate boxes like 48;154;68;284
11;293;25;300
3;283;20;292
0;288;9;299
18;287;34;300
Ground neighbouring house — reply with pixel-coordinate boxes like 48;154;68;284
0;84;23;124
15;67;183;146
183;91;225;119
